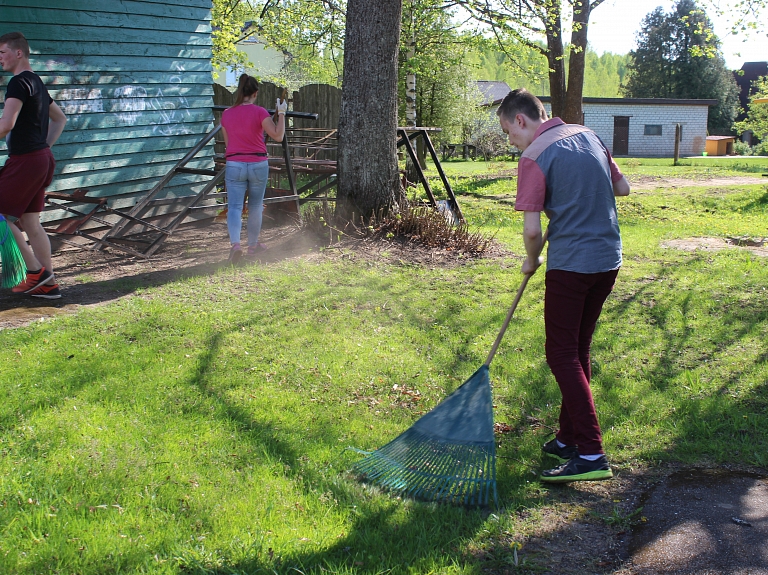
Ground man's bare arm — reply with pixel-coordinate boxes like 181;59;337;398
47;101;67;147
0;97;23;139
521;210;544;274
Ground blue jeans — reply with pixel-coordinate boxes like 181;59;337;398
225;160;269;246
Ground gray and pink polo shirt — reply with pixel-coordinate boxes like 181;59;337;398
515;118;624;274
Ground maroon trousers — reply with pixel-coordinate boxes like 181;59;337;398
544;268;618;455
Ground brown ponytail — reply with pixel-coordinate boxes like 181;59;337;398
233;74;259;107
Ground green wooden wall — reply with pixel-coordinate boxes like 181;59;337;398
0;0;215;211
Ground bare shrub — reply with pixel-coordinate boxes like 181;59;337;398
302;200;494;256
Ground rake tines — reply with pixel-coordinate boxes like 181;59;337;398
353;366;498;507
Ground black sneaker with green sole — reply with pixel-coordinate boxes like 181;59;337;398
540;455;613;483
542;438;579;460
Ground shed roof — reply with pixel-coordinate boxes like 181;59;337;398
477;81;512;106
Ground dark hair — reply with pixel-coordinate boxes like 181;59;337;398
233;73;258;107
0;32;30;58
496;88;547;122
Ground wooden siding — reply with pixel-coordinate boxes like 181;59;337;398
0;0;215;213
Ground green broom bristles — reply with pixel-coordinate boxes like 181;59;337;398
0;215;26;288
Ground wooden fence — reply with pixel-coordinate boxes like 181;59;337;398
214;81;341;130
214;81;340;161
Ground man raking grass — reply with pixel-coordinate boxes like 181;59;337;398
498;89;631;483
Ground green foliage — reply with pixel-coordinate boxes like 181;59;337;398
398;1;481;143
734;76;768;142
467;39;550;96
623;0;741;135
470;41;630;98
211;0;346;87
211;0;257;74
257;0;346;87
582;51;630;97
733;139;754;156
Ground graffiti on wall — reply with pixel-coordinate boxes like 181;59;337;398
44;57;196;137
59;88;105;114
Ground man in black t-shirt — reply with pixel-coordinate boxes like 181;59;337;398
0;31;67;299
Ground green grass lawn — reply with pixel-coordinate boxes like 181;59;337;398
1;159;767;574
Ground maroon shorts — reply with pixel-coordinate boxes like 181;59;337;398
0;147;56;218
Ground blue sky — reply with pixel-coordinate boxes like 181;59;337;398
587;0;768;69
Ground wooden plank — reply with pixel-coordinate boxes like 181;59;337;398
0;73;214;88
2;93;214;113
51;94;215;116
3;8;211;33
21;54;212;72
2;0;211;11
0;24;211;46
45;122;213;145
57;109;214;131
48;159;216;192
2;0;210;19
41;134;217;161
42;176;213;206
0;123;213;153
53;150;214;177
27;41;212;59
50;85;213;110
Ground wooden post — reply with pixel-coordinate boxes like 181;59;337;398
674;123;681;166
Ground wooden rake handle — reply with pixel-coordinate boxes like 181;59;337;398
484;230;548;367
484;273;533;367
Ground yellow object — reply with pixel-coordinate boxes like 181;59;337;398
705;136;735;156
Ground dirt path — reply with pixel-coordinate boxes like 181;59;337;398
628;175;766;190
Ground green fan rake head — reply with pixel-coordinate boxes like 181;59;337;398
353;365;498;507
353;259;543;507
0;215;26;289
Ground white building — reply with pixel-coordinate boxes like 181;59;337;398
539;97;717;157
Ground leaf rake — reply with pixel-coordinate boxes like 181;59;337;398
353;272;538;507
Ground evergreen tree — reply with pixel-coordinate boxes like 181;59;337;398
623;0;740;134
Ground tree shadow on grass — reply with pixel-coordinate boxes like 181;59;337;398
171;313;494;574
591;252;768;466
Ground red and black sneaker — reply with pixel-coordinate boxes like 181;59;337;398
11;267;53;294
28;281;62;300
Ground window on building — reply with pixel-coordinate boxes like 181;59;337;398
644;124;663;136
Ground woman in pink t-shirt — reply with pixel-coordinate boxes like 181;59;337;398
220;74;286;262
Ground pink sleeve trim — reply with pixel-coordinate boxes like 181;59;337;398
515;157;546;212
604;148;624;182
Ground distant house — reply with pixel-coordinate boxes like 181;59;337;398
477;81;512;107
539;97;716;157
475;85;713;157
214;23;286;88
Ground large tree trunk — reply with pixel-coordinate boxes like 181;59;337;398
544;5;567;119
563;0;591;124
336;0;403;224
